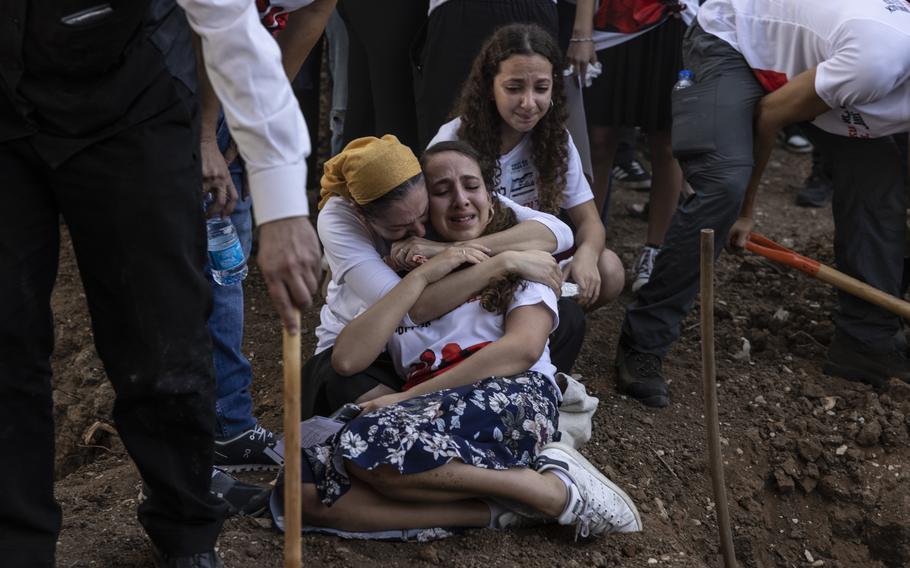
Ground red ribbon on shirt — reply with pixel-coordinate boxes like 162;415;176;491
402;341;493;391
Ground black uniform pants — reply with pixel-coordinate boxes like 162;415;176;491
623;23;908;357
0;100;227;566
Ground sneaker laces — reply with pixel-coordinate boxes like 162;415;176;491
250;424;273;443
626;160;646;176
574;498;616;540
633;247;659;278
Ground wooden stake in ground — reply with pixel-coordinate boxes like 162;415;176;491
283;310;302;567
700;229;737;568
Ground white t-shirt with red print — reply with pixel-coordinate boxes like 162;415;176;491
430;117;594;212
698;0;910;138
387;281;560;395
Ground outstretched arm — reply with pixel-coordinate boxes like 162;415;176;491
331;248;488;376
359;302;555;412
729;68;831;248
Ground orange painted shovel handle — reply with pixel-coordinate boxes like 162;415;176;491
745;233;820;276
745;232;910;320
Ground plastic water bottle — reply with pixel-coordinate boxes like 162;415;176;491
205;199;248;286
674;69;694;91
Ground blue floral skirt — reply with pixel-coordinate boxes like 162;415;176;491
303;371;560;505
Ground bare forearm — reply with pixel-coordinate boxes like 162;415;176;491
409;256;510;324
568;202;605;257
333;274;426;375
405;337;539;397
277;0;336;80
466;220;557;255
572;0;595;37
740;68;830;218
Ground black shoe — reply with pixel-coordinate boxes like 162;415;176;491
823;334;910;388
615;341;669;407
140;468;271;518
152;547;223;568
796;171;833;208
210;468;272;517
612;158;652;191
214;424;283;472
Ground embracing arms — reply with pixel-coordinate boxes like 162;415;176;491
331;248;488;376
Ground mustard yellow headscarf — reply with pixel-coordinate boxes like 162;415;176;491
318;134;422;210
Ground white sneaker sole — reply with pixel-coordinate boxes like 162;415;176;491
539;442;643;532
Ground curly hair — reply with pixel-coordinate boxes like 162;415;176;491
421;141;525;315
453;23;569;215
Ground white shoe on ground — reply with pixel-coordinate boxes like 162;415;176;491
535;442;642;539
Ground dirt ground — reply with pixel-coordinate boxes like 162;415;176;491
50;147;910;567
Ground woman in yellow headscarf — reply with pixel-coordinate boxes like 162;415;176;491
303;135;574;420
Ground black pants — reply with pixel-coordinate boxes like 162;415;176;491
0;100;227;566
622;23;766;356
414;0;558;149
338;0;427;154
623;23;908;356
802;124;907;351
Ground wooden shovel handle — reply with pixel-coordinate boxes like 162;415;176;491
746;232;910;320
283;310;302;567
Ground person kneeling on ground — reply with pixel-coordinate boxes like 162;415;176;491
277;141;642;537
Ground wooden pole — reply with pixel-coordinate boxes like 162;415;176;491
700;229;737;568
283;310;302;568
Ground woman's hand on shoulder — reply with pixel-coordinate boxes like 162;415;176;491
500;250;562;296
389;237;490;271
410;246;489;285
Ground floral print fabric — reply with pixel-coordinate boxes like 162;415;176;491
303;372;560;505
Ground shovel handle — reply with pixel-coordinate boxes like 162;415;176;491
283;310;302;567
746;232;910;320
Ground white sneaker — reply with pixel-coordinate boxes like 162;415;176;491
535;442;642;538
631;245;660;293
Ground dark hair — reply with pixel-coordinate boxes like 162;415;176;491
421;140;496;191
453;23;568;214
420;140;524;315
357;172;424;221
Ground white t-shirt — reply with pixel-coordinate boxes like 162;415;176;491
698;0;910;138
314;195;574;354
430;117;594;211
387;281;560;393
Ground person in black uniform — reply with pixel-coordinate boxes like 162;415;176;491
0;1;321;566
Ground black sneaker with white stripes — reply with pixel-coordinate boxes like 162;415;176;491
214;424;284;472
612;158;651;190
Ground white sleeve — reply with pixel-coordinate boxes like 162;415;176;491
507;282;560;334
426;117;463;149
817;21;910;109
498;195;574;254
561;132;595;210
317;199;401;307
179;0;310;225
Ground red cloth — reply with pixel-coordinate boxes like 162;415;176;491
752;69;789;92
256;0;289;32
594;0;676;34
